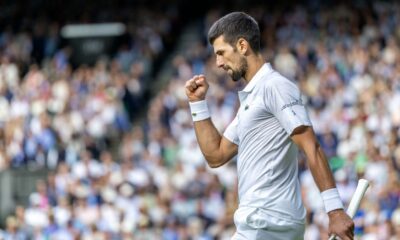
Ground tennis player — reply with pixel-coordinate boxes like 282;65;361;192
185;12;354;240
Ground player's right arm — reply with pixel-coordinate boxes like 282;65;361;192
185;75;238;168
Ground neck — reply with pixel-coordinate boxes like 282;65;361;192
243;54;265;83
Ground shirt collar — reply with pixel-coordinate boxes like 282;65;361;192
241;63;272;93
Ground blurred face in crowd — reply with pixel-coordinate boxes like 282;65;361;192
213;35;248;82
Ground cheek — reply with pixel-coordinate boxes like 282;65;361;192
224;58;234;69
225;52;241;69
231;55;243;68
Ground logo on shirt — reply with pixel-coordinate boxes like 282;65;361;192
281;99;303;111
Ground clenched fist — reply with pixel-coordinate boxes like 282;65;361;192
185;75;209;102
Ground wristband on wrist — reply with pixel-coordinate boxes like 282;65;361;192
321;188;344;213
189;100;210;121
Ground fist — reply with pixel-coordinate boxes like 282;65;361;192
185;75;209;102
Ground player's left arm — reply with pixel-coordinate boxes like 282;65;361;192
291;126;336;191
291;125;355;240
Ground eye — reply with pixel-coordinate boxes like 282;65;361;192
216;50;224;56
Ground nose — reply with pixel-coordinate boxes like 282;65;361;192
216;55;224;69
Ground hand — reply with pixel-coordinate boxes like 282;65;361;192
328;209;355;240
185;75;209;102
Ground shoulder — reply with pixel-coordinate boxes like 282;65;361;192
263;72;299;94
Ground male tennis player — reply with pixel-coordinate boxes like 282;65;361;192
185;12;354;239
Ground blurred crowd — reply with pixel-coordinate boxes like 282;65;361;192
1;1;400;240
0;2;178;170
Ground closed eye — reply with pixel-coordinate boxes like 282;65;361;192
215;50;224;56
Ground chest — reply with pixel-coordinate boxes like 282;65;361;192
236;92;274;135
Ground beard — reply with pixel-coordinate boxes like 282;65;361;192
228;57;248;82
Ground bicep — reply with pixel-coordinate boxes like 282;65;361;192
220;115;239;161
220;136;238;164
205;136;237;168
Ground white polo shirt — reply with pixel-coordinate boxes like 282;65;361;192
224;63;312;227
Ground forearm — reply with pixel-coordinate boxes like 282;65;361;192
305;142;337;191
193;119;226;167
185;76;236;168
291;126;338;191
305;139;354;238
293;128;344;213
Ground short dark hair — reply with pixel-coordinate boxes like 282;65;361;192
208;12;260;53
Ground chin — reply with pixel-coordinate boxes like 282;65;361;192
231;77;241;82
227;71;239;81
231;72;242;82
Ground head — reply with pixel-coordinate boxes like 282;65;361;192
208;12;260;81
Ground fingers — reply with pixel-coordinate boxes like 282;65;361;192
185;75;206;92
329;222;354;240
185;81;196;92
185;76;197;92
195;75;205;85
328;210;355;240
332;229;354;240
330;224;354;240
337;234;352;240
329;233;350;240
344;221;355;239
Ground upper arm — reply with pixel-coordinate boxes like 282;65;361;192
204;135;237;168
208;117;238;168
265;78;312;135
290;125;318;152
218;136;238;166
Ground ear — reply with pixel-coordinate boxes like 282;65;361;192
236;38;249;55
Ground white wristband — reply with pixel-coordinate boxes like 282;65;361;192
321;188;344;213
189;100;210;121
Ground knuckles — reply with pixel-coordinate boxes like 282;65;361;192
185;76;209;92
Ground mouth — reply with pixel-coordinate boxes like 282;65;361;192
223;66;232;74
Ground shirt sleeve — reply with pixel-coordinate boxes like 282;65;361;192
265;78;312;135
223;115;239;145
